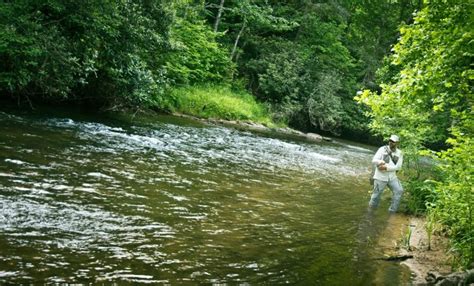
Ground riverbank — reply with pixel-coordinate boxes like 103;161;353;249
400;217;453;284
377;214;457;284
173;113;334;143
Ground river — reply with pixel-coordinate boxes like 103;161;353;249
0;108;412;284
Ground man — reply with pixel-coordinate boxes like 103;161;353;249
369;135;404;213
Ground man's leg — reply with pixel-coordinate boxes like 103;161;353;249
388;178;404;212
369;180;387;208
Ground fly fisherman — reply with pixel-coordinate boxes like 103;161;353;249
369;135;404;213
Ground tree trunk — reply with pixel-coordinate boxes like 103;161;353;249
213;0;225;32
230;21;246;61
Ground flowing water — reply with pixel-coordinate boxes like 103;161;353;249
0;108;412;284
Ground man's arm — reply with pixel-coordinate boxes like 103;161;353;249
372;147;385;166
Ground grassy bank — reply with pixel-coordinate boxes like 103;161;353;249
158;85;277;127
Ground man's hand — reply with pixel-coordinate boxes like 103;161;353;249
377;163;387;171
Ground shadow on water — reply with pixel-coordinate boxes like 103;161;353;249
0;106;413;284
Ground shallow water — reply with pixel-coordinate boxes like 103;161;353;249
0;108;412;284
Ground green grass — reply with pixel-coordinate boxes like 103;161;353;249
159;85;276;126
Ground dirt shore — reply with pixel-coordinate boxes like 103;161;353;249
377;214;453;284
401;217;455;284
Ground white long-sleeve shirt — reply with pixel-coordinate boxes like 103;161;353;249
372;145;403;182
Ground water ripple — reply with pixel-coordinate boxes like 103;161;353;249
0;111;396;284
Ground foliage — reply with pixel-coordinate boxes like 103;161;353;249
234;2;355;134
356;0;473;267
430;132;473;267
401;179;437;216
1;0;420;139
347;0;421;89
358;2;472;146
305;71;344;134
206;0;416;137
164;85;273;124
0;0;173;107
213;0;297;61
0;1;82;99
246;39;306;105
296;14;353;134
164;18;234;85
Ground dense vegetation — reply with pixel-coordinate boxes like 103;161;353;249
0;0;420;137
357;0;473;267
1;0;472;268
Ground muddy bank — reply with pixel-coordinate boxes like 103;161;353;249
377;215;474;285
399;217;452;284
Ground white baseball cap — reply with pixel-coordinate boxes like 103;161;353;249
389;135;400;142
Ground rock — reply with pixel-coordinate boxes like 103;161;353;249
435;275;461;286
429;268;474;286
306;132;323;142
173;113;334;142
426;271;445;284
283;128;306;137
465;269;474;284
245;123;268;132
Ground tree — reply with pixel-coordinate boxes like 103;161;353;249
346;0;422;90
164;18;234;85
0;0;174;108
210;0;416;136
213;0;225;32
206;0;296;61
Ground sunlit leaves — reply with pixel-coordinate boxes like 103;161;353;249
165;18;233;85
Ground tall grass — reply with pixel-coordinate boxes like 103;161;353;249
160;85;275;126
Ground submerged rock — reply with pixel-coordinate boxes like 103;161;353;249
425;268;474;285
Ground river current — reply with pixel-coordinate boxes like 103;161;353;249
0;109;411;284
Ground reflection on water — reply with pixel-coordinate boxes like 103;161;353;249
0;110;411;284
